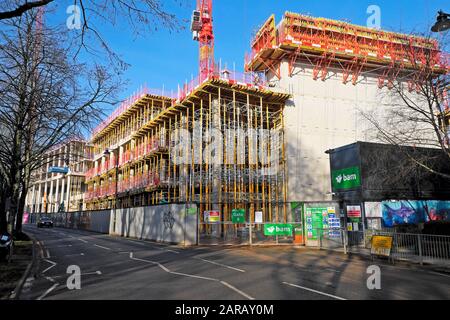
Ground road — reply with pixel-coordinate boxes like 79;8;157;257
21;224;450;300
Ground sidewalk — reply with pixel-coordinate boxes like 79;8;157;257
0;239;33;299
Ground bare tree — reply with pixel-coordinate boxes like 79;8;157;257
361;32;450;180
0;10;120;234
0;0;186;68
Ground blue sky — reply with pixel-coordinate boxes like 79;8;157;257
47;0;448;108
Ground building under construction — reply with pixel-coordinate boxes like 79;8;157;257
85;10;448;220
85;76;291;222
246;12;448;202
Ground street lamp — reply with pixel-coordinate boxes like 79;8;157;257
431;10;450;32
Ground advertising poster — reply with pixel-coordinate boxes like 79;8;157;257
382;200;450;227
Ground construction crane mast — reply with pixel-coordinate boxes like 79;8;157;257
191;0;214;81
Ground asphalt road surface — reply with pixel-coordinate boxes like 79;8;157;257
20;224;450;300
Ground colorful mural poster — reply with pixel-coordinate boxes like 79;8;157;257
382;200;450;227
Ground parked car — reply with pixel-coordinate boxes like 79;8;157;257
0;232;13;262
37;216;54;228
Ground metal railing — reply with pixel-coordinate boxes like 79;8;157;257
315;228;450;266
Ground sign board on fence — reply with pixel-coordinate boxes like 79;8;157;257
305;207;327;240
264;224;293;236
347;205;362;218
187;207;197;216
255;211;263;224
371;235;393;257
204;210;220;223
231;209;245;224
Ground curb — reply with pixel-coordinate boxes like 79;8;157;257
9;234;37;300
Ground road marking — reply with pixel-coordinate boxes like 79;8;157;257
83;271;102;276
221;281;255;300
45;249;51;259
45;276;56;283
94;244;112;251
63;253;85;257
130;252;170;272
129;253;253;299
78;238;88;243
57;244;73;248
127;239;147;246
170;271;217;281
198;258;245;273
282;282;347;300
37;283;59;300
42;259;57;274
155;246;180;254
127;239;179;253
52;271;101;279
429;271;450;278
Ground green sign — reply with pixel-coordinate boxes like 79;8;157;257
187;207;197;215
331;166;361;190
264;224;293;236
231;209;246;224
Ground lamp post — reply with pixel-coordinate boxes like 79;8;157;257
431;10;450;32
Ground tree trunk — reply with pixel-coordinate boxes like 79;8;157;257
15;178;28;234
0;188;7;233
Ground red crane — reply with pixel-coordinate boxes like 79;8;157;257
191;0;214;81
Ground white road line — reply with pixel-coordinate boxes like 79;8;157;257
127;239;179;253
94;244;112;251
127;239;147;246
53;271;101;279
429;271;450;278
220;281;255;300
36;283;59;300
198;258;245;273
170;271;217;281
78;238;88;243
63;253;85;257
282;282;347;300
155;247;180;254
42;259;57;274
129;253;253;299
45;249;51;258
57;244;73;248
130;252;171;272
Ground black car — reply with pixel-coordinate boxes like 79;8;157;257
37;217;53;228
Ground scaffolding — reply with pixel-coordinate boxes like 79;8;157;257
85;75;291;222
245;12;448;89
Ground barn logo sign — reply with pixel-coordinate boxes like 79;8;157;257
331;166;361;190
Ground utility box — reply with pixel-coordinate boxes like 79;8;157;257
327;141;450;202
